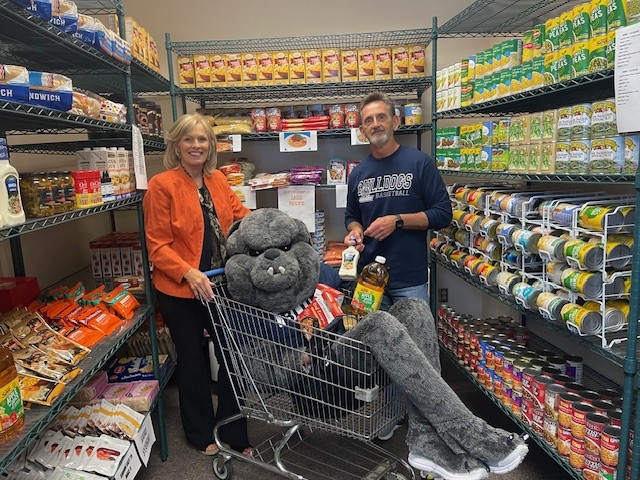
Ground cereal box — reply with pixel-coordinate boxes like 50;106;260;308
209;54;226;85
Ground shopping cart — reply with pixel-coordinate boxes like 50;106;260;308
204;273;415;480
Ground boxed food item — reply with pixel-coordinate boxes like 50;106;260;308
272;51;290;84
106;354;173;383
392;46;409;79
374;47;392;80
177;55;195;88
341;49;358;81
193;54;211;88
120;380;159;412
72;170;102;208
322;49;340;83
327;157;346;185
408;45;426;77
305;50;322;83
225;54;242;86
241;53;258;86
289;50;306;84
256;52;274;85
358;48;375;81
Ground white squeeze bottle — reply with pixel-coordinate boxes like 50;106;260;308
339;245;360;281
0;139;25;227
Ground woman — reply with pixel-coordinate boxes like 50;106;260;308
143;113;251;455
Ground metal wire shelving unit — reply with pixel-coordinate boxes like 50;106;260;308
431;2;640;478
0;0;171;474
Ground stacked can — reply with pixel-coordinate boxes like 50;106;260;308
310;210;326;259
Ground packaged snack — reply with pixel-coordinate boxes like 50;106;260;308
102;285;140;320
18;373;65;406
24;319;91;365
12;346;82;383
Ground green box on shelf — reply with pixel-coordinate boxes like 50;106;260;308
491;144;509;171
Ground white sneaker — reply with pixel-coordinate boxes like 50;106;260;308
408;452;489;480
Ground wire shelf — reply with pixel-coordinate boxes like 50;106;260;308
170;29;434;55
439;0;584;37
438;170;635;184
231;124;430;141
436;70;614;118
9;137;166;154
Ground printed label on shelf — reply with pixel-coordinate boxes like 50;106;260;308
230;134;242;152
335;184;347;208
131;125;148;190
277;185;316;232
279;131;317;152
232;185;256;209
614;23;640;133
351;128;370;145
114;443;142;480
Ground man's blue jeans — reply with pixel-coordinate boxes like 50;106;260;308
380;283;429;311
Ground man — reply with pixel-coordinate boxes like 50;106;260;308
343;91;452;308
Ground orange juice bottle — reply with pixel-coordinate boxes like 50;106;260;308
0;346;24;443
351;255;389;316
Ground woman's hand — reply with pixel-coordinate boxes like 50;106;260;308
184;268;214;300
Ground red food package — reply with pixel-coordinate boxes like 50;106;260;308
64;325;105;348
102;285;140;320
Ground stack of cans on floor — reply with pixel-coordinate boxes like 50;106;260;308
310;210;326;260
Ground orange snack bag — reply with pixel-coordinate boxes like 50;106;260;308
102;285;140;320
64;324;105;348
74;306;122;336
81;285;106;307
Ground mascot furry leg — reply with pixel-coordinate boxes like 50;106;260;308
343;298;528;479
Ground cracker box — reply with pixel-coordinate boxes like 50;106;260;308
358;48;375;81
305;50;322;83
289;50;305;84
225;54;243;86
341;49;358;81
106;354;173;383
241;53;258;86
322;49;340;83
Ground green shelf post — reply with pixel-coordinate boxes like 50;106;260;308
165;32;179;122
428;16;438;316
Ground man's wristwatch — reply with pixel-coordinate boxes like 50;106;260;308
395;214;404;229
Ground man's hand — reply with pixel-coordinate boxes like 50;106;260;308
344;229;365;252
363;215;397;241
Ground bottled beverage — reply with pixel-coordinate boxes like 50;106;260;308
0;140;25;227
351;255;389;316
338;245;360;281
0;346;24;443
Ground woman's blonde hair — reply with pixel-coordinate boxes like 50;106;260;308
163;113;218;175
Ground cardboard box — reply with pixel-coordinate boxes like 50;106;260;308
358;48;375;81
0;277;40;312
374;47;392;80
272;51;290;84
241;53;258;86
209;54;226;85
392;46;409;79
305;50;322;83
341;49;358;82
193;54;211;88
256;52;274;85
177;55;195;88
322;49;340;82
289;50;305;84
225;54;243;86
408;45;426;77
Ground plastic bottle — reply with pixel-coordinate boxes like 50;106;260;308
0;143;25;226
0;346;24;443
338;245;360;281
351;255;389;316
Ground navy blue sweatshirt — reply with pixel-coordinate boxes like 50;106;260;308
344;145;452;290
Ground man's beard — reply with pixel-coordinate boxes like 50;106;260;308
367;129;391;147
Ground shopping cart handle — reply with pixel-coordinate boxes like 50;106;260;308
203;268;225;278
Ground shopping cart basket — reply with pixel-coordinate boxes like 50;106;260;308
205;276;414;480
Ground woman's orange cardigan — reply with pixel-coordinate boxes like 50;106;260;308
143;167;250;298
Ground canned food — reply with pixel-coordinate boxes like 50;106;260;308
512;229;541;254
537;234;567;261
404;103;423;125
563;238;604;270
536;291;569;320
560;269;603;298
557;425;572;456
544;383;567;420
558;391;582;427
561;302;603;334
496;271;520;296
543;415;558;446
477;262;499;286
547;260;572;284
585;412;610;456
571;401;595;439
591;98;617;137
513;282;542;309
600;425;620;467
582;301;626;331
571;103;592;139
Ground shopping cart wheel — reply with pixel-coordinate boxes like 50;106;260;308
212;456;233;479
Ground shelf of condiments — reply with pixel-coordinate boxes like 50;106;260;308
435;0;638;111
433;186;634;348
177;44;427;88
437;303;628;480
434;104;639;175
19;147;137;219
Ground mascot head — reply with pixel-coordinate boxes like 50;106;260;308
225;208;320;313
